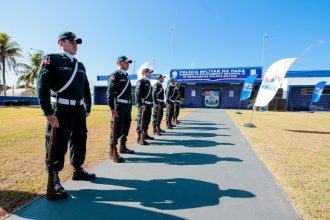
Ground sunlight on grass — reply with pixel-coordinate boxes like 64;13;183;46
227;110;330;220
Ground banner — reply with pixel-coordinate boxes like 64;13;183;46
170;67;262;83
254;58;296;107
240;75;258;101
312;81;327;103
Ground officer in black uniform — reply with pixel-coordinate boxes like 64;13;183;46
152;74;166;135
136;68;154;144
165;78;177;129
37;31;95;200
107;56;135;162
173;83;181;125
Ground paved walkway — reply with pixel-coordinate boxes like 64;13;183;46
8;109;299;220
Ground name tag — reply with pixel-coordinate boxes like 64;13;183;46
77;70;85;73
59;67;72;71
119;79;127;82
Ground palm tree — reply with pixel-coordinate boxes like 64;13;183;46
0;32;22;96
17;51;43;94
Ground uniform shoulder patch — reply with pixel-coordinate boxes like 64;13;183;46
110;75;116;80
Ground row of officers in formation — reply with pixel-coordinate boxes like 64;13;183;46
37;31;182;200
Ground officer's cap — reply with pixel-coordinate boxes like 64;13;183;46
142;68;153;75
58;32;82;44
170;78;176;82
117;56;132;64
157;74;166;79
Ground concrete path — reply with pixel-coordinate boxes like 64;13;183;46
7;109;300;220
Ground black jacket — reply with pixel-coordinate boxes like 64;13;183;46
37;53;91;116
107;70;132;110
135;78;152;106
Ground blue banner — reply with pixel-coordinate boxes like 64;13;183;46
170;67;262;83
312;81;327;103
240;75;258;101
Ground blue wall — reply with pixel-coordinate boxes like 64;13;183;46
288;86;330;111
183;84;253;109
0;96;39;106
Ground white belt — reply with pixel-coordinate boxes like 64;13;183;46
144;101;152;105
51;97;84;106
169;99;175;102
175;100;180;103
157;99;164;102
117;98;131;104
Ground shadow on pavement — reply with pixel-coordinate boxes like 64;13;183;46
152;139;235;148
82;178;256;210
172;126;226;131
164;131;230;138
15;178;256;219
127;152;243;165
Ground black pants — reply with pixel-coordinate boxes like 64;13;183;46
110;103;132;149
152;102;164;130
45;104;87;172
136;104;152;136
166;102;174;126
174;102;180;118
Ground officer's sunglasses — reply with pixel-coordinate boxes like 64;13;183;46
65;39;77;45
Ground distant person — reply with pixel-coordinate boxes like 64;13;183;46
37;31;95;200
152;74;166;135
173;83;181;124
165;78;176;129
136;68;154;144
107;56;135;163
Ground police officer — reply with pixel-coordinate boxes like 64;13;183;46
173;83;181;124
152;74;166;135
165;78;177;129
136;68;154;144
37;31;95;200
107;56;135;162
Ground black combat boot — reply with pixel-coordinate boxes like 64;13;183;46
120;145;136;154
46;172;68;201
72;167;96;181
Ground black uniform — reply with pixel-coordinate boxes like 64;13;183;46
136;77;153;138
165;84;176;128
174;87;181;120
152;81;165;132
37;53;91;172
107;69;132;150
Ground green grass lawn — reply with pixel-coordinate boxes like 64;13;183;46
227;110;330;220
0;105;191;218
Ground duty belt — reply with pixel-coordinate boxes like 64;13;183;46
117;98;132;104
51;97;84;106
144;101;152;105
157;99;164;102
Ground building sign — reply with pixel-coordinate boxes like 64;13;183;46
170;67;262;83
204;90;219;107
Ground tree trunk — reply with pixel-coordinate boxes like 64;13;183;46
2;57;6;96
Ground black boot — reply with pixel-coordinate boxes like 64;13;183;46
137;138;149;145
110;151;125;163
72;167;96;181
120;146;136;154
145;133;155;140
46;172;68;201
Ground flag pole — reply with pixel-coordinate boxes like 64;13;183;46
235;100;242;114
244;104;256;128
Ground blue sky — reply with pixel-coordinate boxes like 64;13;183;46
1;0;330;86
